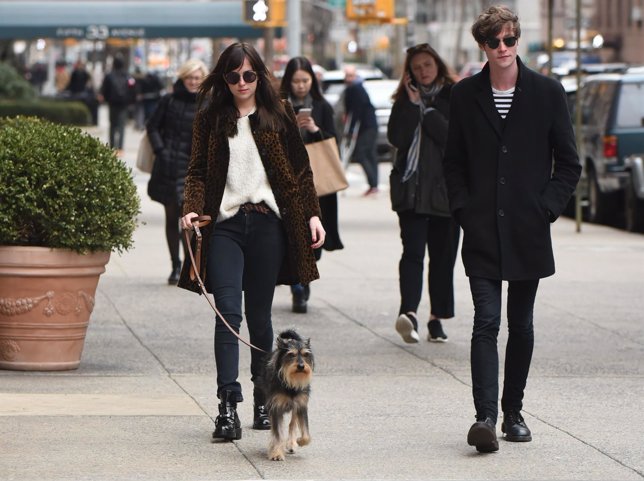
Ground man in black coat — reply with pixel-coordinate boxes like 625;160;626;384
343;65;379;195
443;5;581;453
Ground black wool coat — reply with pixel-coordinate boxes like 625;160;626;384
443;58;581;280
388;83;452;216
146;80;198;205
296;97;343;253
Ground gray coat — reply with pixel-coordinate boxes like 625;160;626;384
443;58;581;280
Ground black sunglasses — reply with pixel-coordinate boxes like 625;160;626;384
485;36;518;49
224;70;257;85
406;43;431;54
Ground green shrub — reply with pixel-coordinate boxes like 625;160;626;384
0;62;36;101
0;116;140;254
0;99;91;125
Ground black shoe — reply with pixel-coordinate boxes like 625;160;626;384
395;312;419;343
292;285;307;313
467;417;499;453
212;391;242;441
502;411;532;442
252;386;271;430
428;319;448;342
168;260;181;285
252;404;271;430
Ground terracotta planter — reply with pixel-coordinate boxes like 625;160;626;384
0;246;110;371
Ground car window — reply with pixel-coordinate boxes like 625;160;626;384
364;82;397;109
616;82;644;128
581;81;615;128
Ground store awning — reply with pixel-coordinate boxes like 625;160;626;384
0;1;264;39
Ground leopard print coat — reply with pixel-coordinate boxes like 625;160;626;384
177;102;321;294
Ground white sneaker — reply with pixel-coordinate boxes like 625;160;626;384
395;313;419;343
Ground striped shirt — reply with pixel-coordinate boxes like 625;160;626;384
492;86;515;119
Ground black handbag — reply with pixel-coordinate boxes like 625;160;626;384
389;167;417;212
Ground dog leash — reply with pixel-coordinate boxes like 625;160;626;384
184;215;267;353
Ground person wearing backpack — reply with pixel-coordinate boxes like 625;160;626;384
100;54;133;154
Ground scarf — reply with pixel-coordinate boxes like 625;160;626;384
402;82;443;182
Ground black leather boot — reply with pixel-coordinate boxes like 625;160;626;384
502;410;532;442
168;259;181;285
252;387;270;430
291;284;307;313
212;391;242;441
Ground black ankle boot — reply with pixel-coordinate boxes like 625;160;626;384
168;260;181;285
291;284;307;313
212;391;242;441
252;387;270;430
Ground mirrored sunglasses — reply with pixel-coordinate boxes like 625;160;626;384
485;36;518;49
224;70;257;85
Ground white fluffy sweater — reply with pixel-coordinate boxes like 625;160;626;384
218;112;279;221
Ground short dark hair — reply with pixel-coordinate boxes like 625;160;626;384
471;5;521;46
280;56;323;101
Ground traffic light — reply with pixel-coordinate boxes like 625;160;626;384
243;0;286;27
346;0;394;22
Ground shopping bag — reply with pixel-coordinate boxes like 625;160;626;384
136;131;155;173
305;137;349;196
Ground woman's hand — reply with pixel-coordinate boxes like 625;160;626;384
296;114;320;133
309;216;325;249
180;212;199;231
404;73;421;105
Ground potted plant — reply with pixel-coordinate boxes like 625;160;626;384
0;116;140;370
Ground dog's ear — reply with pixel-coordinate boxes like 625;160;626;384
276;336;289;350
305;338;311;349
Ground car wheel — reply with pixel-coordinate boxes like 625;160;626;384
625;176;644;233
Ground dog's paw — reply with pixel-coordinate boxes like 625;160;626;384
297;435;310;446
286;438;298;453
269;448;285;461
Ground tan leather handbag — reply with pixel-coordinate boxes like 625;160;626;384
305;137;349;196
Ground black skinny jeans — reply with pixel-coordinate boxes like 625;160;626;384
469;277;539;423
206;209;286;401
398;211;460;319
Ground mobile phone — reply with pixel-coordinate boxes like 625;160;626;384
297;108;312;118
407;69;418;90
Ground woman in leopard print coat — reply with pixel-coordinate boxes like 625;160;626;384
177;42;324;442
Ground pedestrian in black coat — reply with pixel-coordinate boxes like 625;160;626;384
280;56;344;314
343;65;379;195
146;58;209;284
443;5;581;453
387;43;460;344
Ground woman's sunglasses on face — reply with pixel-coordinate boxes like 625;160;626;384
485;36;518;49
224;70;257;85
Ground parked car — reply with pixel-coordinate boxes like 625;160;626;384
574;71;644;230
325;78;398;163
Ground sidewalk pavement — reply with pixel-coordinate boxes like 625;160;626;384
1;118;643;480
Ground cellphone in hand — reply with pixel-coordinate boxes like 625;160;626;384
297;107;312;118
406;68;418;89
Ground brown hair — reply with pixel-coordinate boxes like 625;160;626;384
198;42;287;135
392;43;455;102
471;5;521;46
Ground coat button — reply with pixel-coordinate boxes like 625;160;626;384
501;145;508;153
499;177;506;185
498;209;505;217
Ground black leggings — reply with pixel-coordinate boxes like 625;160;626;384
164;200;187;265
